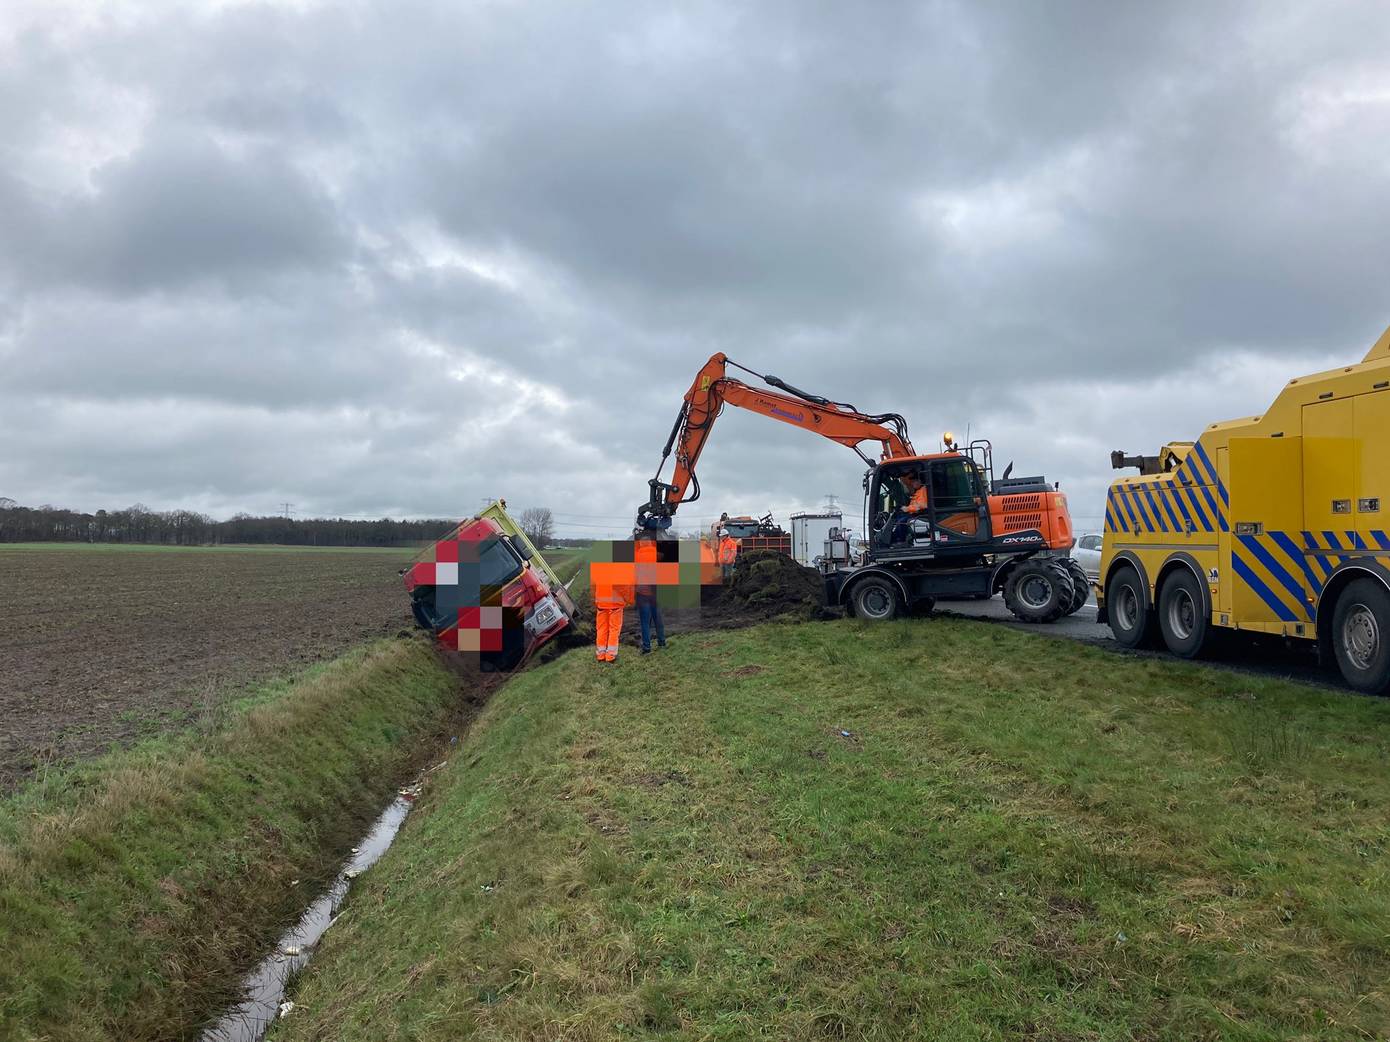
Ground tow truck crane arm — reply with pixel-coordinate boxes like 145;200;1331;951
637;353;914;530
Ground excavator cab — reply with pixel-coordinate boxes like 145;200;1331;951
868;455;992;555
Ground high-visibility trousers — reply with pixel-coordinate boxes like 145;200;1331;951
595;604;624;661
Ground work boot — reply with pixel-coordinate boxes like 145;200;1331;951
641;646;651;655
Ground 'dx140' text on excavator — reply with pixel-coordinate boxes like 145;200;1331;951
637;354;1084;623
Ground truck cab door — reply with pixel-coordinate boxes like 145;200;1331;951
926;457;991;546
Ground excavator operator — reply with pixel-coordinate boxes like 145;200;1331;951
883;469;930;547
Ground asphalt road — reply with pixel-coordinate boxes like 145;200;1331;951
934;592;1357;695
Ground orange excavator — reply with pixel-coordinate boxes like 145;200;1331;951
637;353;1086;622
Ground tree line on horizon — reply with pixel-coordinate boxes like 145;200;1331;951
0;499;586;548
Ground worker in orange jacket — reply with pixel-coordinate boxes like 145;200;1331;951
718;532;740;581
903;471;930;515
590;560;633;663
885;470;930;546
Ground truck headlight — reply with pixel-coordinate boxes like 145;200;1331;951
524;594;563;637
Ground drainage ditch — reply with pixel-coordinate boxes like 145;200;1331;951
199;778;424;1042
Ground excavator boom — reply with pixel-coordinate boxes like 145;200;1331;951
638;353;913;529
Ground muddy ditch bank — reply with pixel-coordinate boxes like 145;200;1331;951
0;637;475;1042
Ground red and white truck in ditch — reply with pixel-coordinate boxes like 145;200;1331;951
403;501;576;670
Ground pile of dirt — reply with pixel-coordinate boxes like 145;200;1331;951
699;550;833;625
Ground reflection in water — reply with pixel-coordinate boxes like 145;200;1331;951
200;796;412;1042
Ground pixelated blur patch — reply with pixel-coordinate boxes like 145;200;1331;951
451;603;524;662
588;538;719;609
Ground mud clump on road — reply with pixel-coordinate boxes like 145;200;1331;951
700;550;833;625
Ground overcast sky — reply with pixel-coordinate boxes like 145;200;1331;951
3;1;1389;537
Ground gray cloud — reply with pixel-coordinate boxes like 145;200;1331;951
3;0;1390;537
2;132;345;293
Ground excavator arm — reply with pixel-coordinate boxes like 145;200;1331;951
637;353;914;530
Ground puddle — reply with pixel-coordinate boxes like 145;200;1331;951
199;790;417;1042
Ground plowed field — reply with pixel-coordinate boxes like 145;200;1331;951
0;545;414;790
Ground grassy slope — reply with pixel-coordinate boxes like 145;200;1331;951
276;618;1390;1042
0;638;459;1042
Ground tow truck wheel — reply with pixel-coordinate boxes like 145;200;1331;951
1331;578;1390;694
851;576;901;621
1003;559;1074;624
1064;559;1091;615
1106;564;1156;648
1157;567;1210;659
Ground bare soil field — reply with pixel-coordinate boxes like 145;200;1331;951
0;545;415;790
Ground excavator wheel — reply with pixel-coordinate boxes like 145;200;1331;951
850;575;902;621
1064;559;1091;616
1003;559;1076;624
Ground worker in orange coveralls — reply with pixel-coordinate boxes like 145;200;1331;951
717;532;740;581
590;557;633;663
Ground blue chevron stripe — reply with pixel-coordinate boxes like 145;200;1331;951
1194;480;1226;531
1142;488;1169;532
1193;441;1229;508
1302;531;1334;580
1182;486;1213;532
1271;530;1322;594
1117;487;1140;531
1109;488;1130;533
1169;482;1196;531
1114;487;1134;530
1238;535;1309;619
1130;488;1157;532
1155;486;1183;531
1233;552;1298;622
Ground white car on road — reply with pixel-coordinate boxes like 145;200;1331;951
1073;533;1103;578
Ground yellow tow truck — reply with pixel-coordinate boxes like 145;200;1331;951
1098;323;1390;692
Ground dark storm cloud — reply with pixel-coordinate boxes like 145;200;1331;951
3;0;1390;534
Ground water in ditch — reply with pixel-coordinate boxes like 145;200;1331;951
199;790;416;1042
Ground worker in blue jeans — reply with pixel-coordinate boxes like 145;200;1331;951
636;591;666;654
634;533;667;654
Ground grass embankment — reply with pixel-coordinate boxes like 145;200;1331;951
276;619;1390;1041
0;637;460;1042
